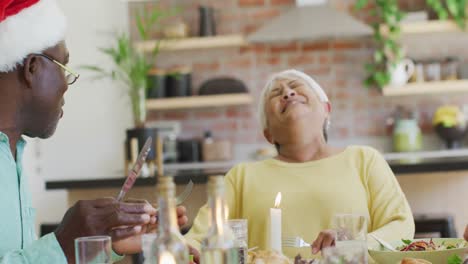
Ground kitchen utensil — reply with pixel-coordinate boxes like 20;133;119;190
282;236;311;248
155;180;194;210
369;233;397;252
117;137;152;201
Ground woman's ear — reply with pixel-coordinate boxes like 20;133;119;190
263;129;274;145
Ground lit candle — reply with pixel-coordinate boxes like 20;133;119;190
269;192;282;253
159;251;176;264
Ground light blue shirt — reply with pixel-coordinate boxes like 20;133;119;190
0;131;125;263
0;132;67;262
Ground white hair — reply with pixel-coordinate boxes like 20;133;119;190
258;69;330;129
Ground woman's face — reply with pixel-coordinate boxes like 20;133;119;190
264;77;328;141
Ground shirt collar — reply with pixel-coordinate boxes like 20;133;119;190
0;131;27;148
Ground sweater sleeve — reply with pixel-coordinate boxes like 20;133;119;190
184;165;240;250
365;148;415;246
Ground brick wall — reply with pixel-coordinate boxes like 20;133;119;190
129;0;468;150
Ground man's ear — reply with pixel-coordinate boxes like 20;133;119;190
263;129;274;145
22;54;39;89
324;102;331;113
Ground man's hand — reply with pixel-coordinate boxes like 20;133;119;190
311;229;337;254
112;206;189;255
54;198;156;263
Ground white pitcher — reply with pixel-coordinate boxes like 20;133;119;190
389;58;415;87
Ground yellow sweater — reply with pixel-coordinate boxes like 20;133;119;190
186;146;415;258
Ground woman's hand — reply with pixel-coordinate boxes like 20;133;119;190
311;229;337;254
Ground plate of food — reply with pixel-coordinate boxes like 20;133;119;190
368;238;467;264
247;250;317;264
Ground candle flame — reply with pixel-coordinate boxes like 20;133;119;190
274;192;282;208
159;252;176;264
215;199;223;231
224;204;229;220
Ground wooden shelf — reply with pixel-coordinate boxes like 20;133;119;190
382;80;468;96
146;94;253;110
135;35;248;52
400;20;465;34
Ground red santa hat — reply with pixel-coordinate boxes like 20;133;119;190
0;0;66;72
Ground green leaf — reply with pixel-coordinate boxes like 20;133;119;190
355;0;368;10
402;239;412;245
365;63;375;72
374;50;384;63
136;11;148;40
447;254;462;264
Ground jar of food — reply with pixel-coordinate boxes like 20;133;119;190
393;119;422;152
163;20;189;39
147;68;166;98
166;66;192;97
442;57;459;80
424;60;441;82
409;60;425;83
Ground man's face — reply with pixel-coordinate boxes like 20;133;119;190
23;41;69;139
264;77;328;143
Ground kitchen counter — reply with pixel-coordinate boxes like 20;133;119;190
46;152;468;190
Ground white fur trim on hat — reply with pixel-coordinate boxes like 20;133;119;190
0;0;66;72
258;69;330;129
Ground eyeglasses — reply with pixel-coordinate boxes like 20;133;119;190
33;53;80;85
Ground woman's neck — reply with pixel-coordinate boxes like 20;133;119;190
276;136;334;163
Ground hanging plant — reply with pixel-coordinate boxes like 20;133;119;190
356;0;467;89
427;0;467;28
355;0;405;88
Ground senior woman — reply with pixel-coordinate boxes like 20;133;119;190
185;69;414;258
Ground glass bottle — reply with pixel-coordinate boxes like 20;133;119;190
201;176;238;264
152;176;189;264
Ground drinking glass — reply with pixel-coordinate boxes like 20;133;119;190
75;236;112;264
322;240;367;264
331;214;367;242
228;219;248;264
330;214;368;264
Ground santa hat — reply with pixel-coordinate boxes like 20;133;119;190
0;0;66;72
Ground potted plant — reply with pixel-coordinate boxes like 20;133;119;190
83;5;178;166
83;6;175;127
